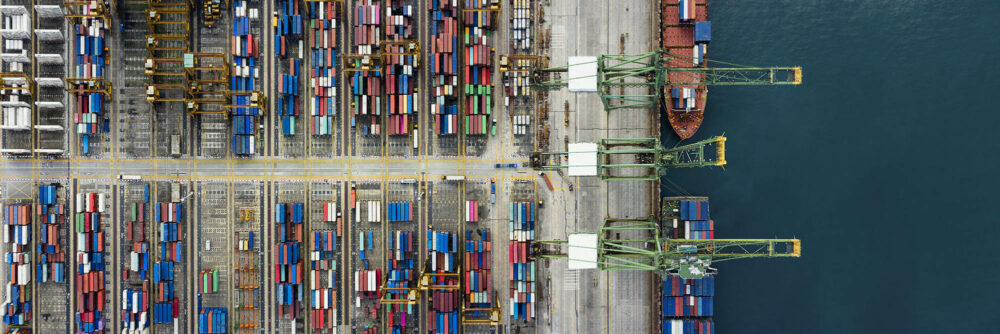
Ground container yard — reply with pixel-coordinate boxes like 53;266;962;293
0;0;808;333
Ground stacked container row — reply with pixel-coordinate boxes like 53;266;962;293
387;201;412;222
387;229;416;332
73;18;108;154
351;0;383;136
121;284;149;333
511;0;532;51
462;1;495;135
232;0;262;155
198;307;226;333
386;0;418;136
509;201;535;321
310;227;338;330
275;203;305;320
427;229;458;334
74;192;107;332
308;1;339;136
465;229;492;310
663;319;714;334
37;184;66;283
464;200;478;222
277;0;304;136
3;203;32;326
430;0;459;135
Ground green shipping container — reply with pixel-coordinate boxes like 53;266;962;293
131;203;137;221
213;269;219;292
464;116;470;135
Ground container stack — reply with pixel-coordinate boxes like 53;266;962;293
661;276;714;334
352;0;383;136
121;285;149;333
464;229;492;311
512;115;530;136
275;203;305;320
464;200;478;222
200;269;220;294
277;0;303;136
198;307;227;333
678;0;696;22
502;59;531;101
692;22;710;66
430;0;459;135
279;58;303;135
153;200;182;326
386;0;417;136
232;0;261;155
37;184;66;283
72;17;107;154
126;202;150;280
308;1;338;136
462;1;494;135
3;203;32;326
234;231;261;329
508;201;535;322
386;230;416;332
427;229;459;334
355;230;380;299
155;202;184;263
310;229;337;331
122;201;151;333
312;202;339;331
670;88;696;110
387;201;412;222
74;192;107;332
511;0;532;51
354;200;382;223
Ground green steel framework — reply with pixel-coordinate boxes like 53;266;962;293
538;136;726;181
536;217;800;279
532;50;802;111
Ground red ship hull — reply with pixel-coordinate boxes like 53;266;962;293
662;0;708;140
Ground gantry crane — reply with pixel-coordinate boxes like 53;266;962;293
63;0;115;23
185;53;230;116
532;50;802;111
343;40;421;72
533;136;726;181
535;198;800;279
1;73;34;97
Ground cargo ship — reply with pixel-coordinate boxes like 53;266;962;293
659;196;715;334
662;0;711;140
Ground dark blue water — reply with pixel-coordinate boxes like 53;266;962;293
661;1;1000;332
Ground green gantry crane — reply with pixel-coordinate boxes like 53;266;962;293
533;136;726;181
535;197;800;279
532;50;802;111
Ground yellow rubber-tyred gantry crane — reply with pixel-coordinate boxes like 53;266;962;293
379;247;501;327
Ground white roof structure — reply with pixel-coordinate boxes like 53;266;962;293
567;142;598;176
35;101;64;109
36;78;64;87
35;29;63;41
567;56;598;92
35;54;64;64
34;6;64;18
568;233;599;270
